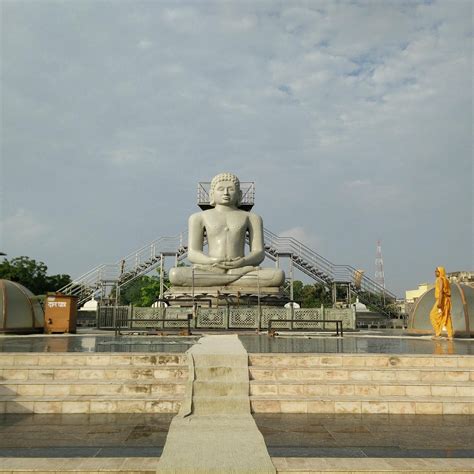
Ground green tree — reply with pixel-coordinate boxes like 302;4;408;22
292;280;304;301
0;256;70;295
139;278;161;307
120;273;169;307
291;280;332;308
120;277;148;306
45;274;72;291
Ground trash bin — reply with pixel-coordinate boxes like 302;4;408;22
44;293;78;334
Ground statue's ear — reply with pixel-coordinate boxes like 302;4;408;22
237;189;243;206
209;190;215;207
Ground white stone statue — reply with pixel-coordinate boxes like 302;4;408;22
169;173;284;288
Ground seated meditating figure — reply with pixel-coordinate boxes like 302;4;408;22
169;173;285;288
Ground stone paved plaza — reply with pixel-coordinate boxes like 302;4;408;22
0;332;472;472
0;413;472;458
0;413;473;472
0;332;473;355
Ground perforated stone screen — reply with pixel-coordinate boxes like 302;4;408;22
196;308;226;329
98;306;355;330
229;308;258;328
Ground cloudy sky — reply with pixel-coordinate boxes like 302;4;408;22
1;0;472;296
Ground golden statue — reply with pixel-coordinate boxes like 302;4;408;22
430;266;453;340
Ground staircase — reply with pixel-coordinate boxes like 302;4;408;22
58;228;398;316
2;352;472;416
0;353;187;414
263;229;398;317
58;235;187;306
249;353;473;415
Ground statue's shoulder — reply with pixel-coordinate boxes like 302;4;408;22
247;211;263;223
188;211;206;223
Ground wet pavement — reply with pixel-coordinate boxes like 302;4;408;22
0;335;200;353
0;332;472;354
0;414;172;457
0;414;472;459
240;334;474;355
254;414;474;458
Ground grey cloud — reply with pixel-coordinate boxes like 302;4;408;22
1;0;472;295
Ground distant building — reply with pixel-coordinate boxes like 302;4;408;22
77;297;98;328
405;272;473;303
79;298;98;311
405;283;434;303
352;297;388;329
447;271;474;287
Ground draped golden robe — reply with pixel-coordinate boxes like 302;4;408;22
429;266;453;338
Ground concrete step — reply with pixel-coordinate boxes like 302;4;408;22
250;395;474;414
0;456;472;472
250;380;473;398
248;354;474;369
249;354;473;414
0;352;190;414
193;380;248;397
0;380;187;397
0;366;189;381
192;395;250;415
249;366;473;383
0;353;187;367
0;395;182;414
273;457;473;473
194;365;248;382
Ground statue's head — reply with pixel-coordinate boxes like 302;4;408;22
209;172;242;207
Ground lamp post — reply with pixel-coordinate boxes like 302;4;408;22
257;269;261;332
191;266;196;320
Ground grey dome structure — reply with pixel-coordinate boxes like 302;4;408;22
0;279;44;333
408;283;473;337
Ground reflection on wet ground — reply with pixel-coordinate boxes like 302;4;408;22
0;414;173;457
254;414;474;458
239;334;474;355
0;332;472;354
0;336;200;353
0;414;472;458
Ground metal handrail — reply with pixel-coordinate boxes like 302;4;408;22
59;226;397;310
268;318;343;337
263;228;395;300
114;315;192;336
58;234;186;304
197;182;255;207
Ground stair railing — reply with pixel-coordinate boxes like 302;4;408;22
60;227;397;311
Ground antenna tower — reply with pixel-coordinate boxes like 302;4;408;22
375;240;385;289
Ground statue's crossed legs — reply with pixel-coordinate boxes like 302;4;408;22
169;265;285;287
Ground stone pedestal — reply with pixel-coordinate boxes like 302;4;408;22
165;286;288;307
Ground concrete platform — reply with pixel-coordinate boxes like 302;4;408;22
240;333;474;355
0;332;472;472
0;414;472;472
0;332;472;355
0;335;201;353
0;456;473;472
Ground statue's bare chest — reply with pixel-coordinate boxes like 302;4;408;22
202;212;249;237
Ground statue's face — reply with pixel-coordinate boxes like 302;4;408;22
212;180;241;206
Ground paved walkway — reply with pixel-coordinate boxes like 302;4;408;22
0;332;472;472
1;414;472;472
157;335;275;472
1;456;473;472
1;413;472;458
0;332;472;355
